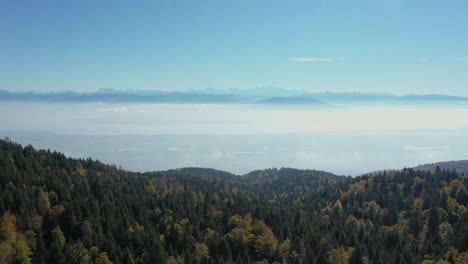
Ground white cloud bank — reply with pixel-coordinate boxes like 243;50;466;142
97;106;129;113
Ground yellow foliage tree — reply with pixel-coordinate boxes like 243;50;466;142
165;256;184;264
193;242;209;263
278;239;291;262
39;192;51;212
0;212;16;243
95;252;113;264
0;242;15;264
15;234;33;264
328;247;354;264
457;250;468;264
0;212;32;264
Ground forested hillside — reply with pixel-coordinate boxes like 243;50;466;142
1;139;468;264
414;161;468;175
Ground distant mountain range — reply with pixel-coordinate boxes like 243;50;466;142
1;88;468;106
257;96;328;106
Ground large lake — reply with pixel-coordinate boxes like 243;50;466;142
1;102;468;175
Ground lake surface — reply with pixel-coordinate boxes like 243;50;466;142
1;102;468;175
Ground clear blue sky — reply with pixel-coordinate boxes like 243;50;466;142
1;0;468;95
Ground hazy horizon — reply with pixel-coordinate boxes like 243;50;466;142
2;101;468;176
1;0;468;175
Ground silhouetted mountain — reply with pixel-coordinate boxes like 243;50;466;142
399;94;468;101
1;89;468;105
150;167;239;180
257;96;328;106
414;160;468;175
0;89;242;103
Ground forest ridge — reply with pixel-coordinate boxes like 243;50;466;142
1;139;468;264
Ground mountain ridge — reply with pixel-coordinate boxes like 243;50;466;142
2;88;468;105
413;160;468;175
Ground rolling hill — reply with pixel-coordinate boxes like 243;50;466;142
414;160;468;175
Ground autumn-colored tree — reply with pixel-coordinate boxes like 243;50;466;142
328;247;353;264
95;252;113;264
15;234;32;264
38;192;51;213
193;242;209;263
0;212;32;264
456;250;468;264
0;242;15;264
0;212;16;243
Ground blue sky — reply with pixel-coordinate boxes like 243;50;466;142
1;0;468;95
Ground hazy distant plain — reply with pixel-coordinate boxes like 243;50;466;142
2;102;468;175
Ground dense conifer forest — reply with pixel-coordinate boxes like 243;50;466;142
1;138;468;264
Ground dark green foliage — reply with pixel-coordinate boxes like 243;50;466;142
1;139;468;263
349;244;363;264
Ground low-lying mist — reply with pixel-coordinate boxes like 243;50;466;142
2;102;468;175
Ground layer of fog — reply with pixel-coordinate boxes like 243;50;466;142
1;102;468;175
